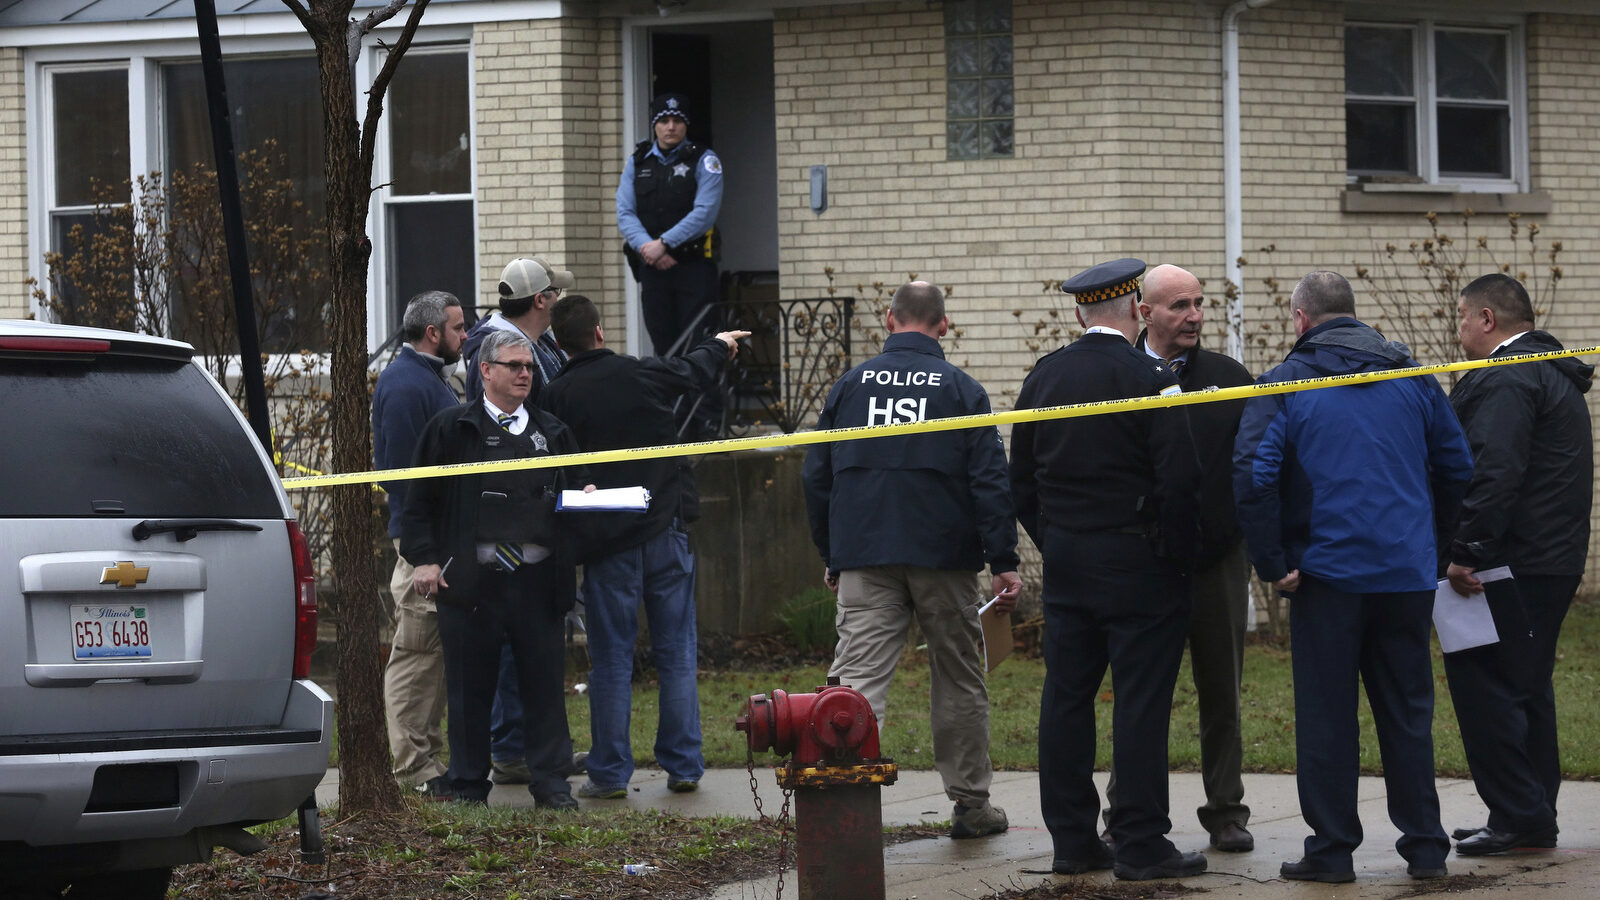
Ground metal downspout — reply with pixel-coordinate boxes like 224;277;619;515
1223;0;1279;362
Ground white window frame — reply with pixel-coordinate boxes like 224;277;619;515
23;22;475;352
369;41;479;345
1345;16;1528;193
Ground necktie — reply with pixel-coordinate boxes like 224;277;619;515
494;541;524;571
492;411;523;569
1168;357;1186;377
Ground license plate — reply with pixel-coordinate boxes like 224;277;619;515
72;604;153;660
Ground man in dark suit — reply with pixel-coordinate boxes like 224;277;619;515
1101;264;1255;852
1444;273;1592;856
1011;258;1205;882
401;329;595;809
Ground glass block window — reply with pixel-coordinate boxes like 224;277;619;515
946;0;1013;160
1345;21;1522;186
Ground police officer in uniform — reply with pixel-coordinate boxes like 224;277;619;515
616;93;724;355
803;281;1022;840
1010;259;1206;881
402;329;595;809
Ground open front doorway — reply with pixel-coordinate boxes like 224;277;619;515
622;15;778;358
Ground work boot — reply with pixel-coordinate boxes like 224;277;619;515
491;759;532;785
950;803;1008;839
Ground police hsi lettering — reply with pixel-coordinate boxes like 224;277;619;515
860;369;942;387
866;396;927;426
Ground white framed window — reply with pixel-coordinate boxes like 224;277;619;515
373;44;477;336
1345;19;1527;191
40;64;132;322
26;23;477;351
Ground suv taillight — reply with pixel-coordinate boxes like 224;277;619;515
287;521;318;679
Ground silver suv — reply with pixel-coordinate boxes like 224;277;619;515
0;321;333;898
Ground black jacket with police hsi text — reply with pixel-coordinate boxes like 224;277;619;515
802;331;1020;574
399;400;589;612
1447;330;1593;575
1010;331;1201;563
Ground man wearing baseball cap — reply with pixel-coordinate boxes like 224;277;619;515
462;256;575;402
616;92;725;356
458;254;576;785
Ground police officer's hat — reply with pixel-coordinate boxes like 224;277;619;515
650;93;691;126
1061;258;1146;304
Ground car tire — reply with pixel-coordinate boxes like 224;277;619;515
65;866;171;900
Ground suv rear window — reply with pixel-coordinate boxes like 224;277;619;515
0;356;282;518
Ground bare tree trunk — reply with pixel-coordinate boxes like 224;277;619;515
293;0;411;817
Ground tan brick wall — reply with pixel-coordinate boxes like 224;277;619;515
768;0;1600;585
0;48;28;319
774;0;1229;409
474;16;629;339
773;0;1600;399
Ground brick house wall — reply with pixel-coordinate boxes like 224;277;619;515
475;15;630;337
771;0;1597;401
0;48;26;319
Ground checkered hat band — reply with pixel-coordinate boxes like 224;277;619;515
1074;278;1142;304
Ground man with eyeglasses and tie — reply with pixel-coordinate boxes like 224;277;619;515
1101;264;1256;853
459;255;574;785
401;328;596;809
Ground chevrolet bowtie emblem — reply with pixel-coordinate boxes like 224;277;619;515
101;561;150;589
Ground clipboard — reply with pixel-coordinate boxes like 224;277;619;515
978;595;1012;672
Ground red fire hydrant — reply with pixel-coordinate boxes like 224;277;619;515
736;677;898;900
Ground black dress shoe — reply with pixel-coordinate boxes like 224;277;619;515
1407;862;1449;879
538;791;580;811
1210;822;1254;852
1052;844;1114;875
1115;850;1207;881
1280;858;1355;883
1456;826;1558;856
1451;825;1489;841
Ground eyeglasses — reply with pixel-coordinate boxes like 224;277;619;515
488;360;536;374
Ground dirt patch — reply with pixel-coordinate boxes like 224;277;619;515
171;803;942;899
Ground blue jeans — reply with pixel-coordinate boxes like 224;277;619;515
490;642;524;762
583;527;704;788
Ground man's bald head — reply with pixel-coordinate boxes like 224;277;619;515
1139;264;1205;359
890;281;945;328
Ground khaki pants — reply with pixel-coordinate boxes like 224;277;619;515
383;540;447;785
829;566;993;807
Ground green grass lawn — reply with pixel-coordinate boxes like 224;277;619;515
567;599;1600;780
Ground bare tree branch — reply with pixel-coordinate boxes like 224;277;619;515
359;0;431;183
347;0;411;71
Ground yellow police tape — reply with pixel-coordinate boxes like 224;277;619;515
280;344;1598;491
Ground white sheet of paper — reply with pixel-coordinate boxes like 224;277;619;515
1432;577;1502;654
556;486;650;511
1474;565;1514;584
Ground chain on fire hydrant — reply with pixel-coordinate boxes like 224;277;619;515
735;676;898;900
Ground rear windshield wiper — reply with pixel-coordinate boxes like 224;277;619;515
132;519;265;542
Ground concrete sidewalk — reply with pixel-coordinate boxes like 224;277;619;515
317;766;1600;899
